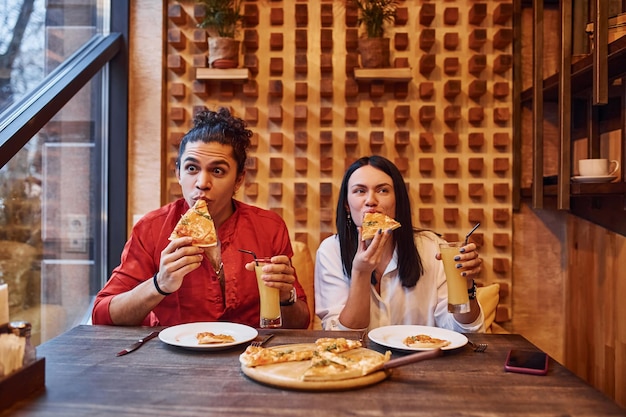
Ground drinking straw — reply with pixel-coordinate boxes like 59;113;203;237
464;223;480;245
239;249;259;266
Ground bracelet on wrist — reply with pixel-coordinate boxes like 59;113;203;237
468;280;477;300
153;273;172;296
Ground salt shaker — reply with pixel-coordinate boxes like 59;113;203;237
9;321;36;366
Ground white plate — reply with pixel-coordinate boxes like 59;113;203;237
159;322;258;351
368;325;468;351
571;175;618;183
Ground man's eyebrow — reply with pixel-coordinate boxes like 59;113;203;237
181;156;232;167
181;156;199;164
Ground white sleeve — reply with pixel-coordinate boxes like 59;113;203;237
314;236;361;331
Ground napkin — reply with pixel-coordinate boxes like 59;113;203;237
0;282;8;325
0;333;25;377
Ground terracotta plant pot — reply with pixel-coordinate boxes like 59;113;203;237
358;37;390;68
208;38;240;69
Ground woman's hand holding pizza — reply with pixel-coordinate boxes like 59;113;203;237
155;237;204;294
352;226;394;279
245;255;296;302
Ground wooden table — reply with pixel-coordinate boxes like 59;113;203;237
2;325;625;416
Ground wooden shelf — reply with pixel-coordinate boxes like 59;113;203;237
524;181;625;197
195;68;249;81
353;67;413;82
522;182;626;235
570;181;626;195
521;35;626;103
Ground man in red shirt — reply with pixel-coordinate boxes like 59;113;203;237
92;108;310;329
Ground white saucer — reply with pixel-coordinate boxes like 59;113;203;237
571;175;618;183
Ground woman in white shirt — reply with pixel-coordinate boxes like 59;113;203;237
315;156;484;333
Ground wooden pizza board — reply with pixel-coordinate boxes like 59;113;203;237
240;343;391;391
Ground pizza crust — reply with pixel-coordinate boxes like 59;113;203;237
239;345;315;367
361;212;401;241
196;331;235;344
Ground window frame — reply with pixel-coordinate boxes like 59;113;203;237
0;3;129;285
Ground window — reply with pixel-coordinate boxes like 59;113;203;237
0;0;127;345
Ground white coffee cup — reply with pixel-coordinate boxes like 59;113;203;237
578;158;619;177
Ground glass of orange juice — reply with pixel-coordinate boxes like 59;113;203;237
254;257;282;328
438;242;471;314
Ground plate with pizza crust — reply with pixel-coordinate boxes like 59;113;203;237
240;343;391;391
368;325;468;352
159;322;258;351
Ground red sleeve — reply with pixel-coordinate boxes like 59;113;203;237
92;209;169;325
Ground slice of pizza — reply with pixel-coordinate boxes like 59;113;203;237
301;349;391;381
315;337;362;354
196;331;235;345
403;334;451;349
169;199;217;247
239;345;315;367
361;212;401;241
301;355;364;381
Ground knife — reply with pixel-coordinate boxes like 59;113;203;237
116;331;161;356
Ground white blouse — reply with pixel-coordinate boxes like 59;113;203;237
314;231;485;333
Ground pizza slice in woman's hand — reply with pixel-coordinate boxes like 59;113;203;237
361;212;401;241
169;199;217;247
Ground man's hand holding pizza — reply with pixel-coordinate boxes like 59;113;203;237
153;236;205;295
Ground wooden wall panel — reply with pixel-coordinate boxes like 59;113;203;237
128;0;166;223
565;218;626;408
160;0;514;318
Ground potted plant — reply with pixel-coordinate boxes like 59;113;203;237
353;0;398;68
197;0;244;69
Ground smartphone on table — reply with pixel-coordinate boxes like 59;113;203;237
504;349;549;376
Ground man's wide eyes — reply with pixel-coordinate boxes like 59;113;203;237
184;166;226;175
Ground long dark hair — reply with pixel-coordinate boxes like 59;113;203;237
336;155;423;287
176;107;252;175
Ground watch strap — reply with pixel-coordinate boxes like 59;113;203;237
468;280;477;300
280;288;297;306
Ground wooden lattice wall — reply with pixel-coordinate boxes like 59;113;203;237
165;0;513;323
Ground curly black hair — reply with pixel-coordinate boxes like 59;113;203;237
176;107;252;175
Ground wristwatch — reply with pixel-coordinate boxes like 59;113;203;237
468;280;477;300
280;288;297;306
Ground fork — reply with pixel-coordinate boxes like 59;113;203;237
250;334;274;347
467;340;488;352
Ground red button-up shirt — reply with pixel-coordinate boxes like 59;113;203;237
92;199;308;327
